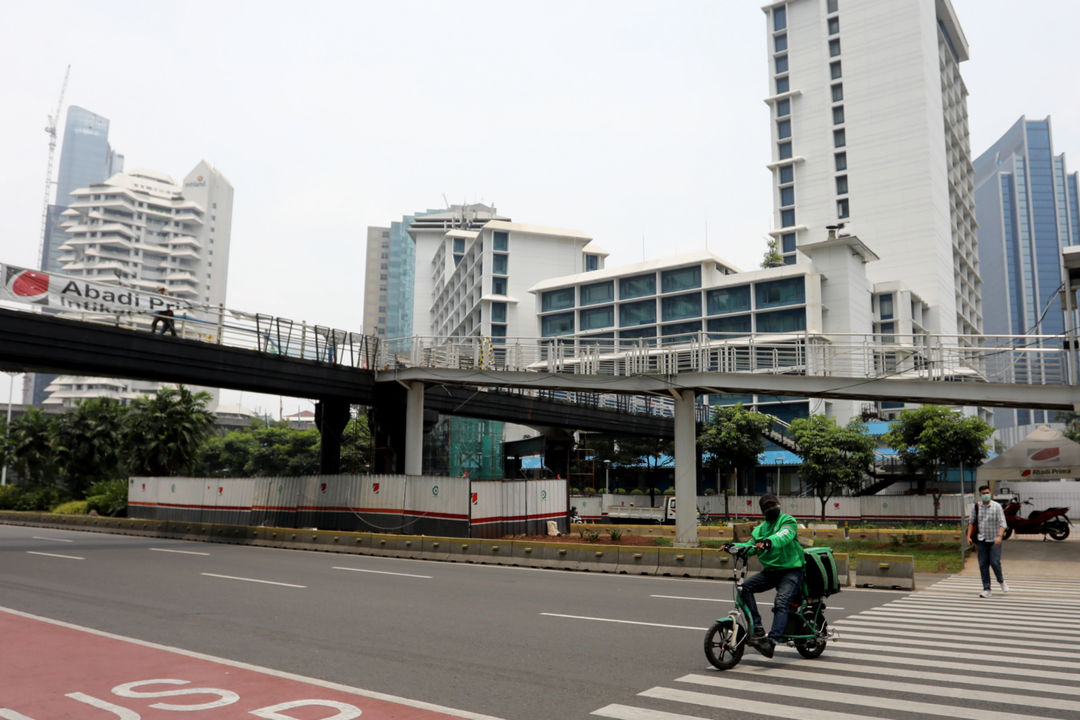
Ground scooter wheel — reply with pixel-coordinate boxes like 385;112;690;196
704;618;745;670
795;620;828;659
1048;522;1070;541
1003;528;1014;541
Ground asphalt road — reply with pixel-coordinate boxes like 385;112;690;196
0;524;910;719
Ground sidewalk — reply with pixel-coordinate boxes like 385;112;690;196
958;527;1080;579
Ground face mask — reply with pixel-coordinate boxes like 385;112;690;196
981;494;992;503
764;506;781;522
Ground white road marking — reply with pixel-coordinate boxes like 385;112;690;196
32;535;74;543
818;648;1080;682
0;606;506;720
592;704;710;720
26;551;84;560
541;612;703;631
200;573;306;588
150;547;211;556
836;620;1079;650
835;640;1080;670
672;674;1025;720
332;566;432;579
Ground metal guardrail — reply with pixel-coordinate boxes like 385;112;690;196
378;331;1075;387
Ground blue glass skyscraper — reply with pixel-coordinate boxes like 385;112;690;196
974;116;1080;440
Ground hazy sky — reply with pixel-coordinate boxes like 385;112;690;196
2;0;1080;410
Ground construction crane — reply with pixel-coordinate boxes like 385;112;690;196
37;64;70;270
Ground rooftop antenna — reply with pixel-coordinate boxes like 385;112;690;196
38;64;71;269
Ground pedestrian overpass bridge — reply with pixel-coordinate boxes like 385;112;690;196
3;287;1079;545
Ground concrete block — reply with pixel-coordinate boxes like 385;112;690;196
699;548;735;579
616;546;659;575
856;552;915;590
656;546;702;577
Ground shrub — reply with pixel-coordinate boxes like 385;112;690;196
0;485;22;510
629;488;644;495
570;487;582;495
608;528;623;541
86;479;127;517
704;488;716;496
584;487;597;495
662;488;675;495
613;488;626;494
581;529;601;543
52;500;90;514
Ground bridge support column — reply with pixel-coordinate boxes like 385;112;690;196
673;388;698;547
405;381;425;475
315;398;351;475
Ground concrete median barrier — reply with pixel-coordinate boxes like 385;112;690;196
856;552;915;590
476;539;513;565
833;551;850;587
616;546;659;575
699;548;735;579
656;546;702;577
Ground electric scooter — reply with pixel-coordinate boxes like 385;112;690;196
703;546;834;670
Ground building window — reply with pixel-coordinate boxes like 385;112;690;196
707;314;751;336
662;321;702;343
773;5;786;31
775;54;789;74
619;300;656;327
827;0;838;13
661;293;701;321
879;293;894;320
781;232;797;253
581;280;614;305
780;208;795;227
619;273;655;299
779;165;794;184
756;277;805;308
830;61;842;79
831;83;843;102
453;238;465;253
493;231;508;251
828;16;839;35
620;326;656;341
757;308;807;332
837;198;850;219
780;186;795;206
832;106;844;124
541;312;575;337
492;254;508;275
774;33;787;52
580;305;614;331
775;76;790;94
491;324;507;338
835;151;847;171
492;277;507;295
541;287;574;311
836;175;848;194
829;38;841;57
491;301;507;322
776;98;790;117
778;141;792;159
661;266;701;292
585;253;599;271
707;285;750;315
833;129;846;147
777;119;791;139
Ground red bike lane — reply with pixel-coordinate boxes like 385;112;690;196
0;607;499;720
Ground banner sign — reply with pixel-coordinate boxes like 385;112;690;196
0;263;191;316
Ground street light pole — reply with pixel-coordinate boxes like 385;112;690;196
2;372;14;486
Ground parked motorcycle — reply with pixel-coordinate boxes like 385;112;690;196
1001;496;1071;541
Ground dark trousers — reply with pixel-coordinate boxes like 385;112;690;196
741;566;804;641
976;540;1004;590
151;313;176;336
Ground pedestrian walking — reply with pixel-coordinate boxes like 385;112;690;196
150;286;177;336
967;484;1009;598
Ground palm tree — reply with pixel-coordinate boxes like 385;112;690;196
8;407;58;486
54;397;125;496
125;386;214;476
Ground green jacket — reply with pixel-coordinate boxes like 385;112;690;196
736;512;805;570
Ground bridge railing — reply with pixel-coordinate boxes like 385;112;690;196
378;331;1073;386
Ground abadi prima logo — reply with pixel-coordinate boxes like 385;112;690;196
8;268;51;303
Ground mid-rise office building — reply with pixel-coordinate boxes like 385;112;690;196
27;106;124;405
42;162;232;407
975;116;1080;443
763;0;980;339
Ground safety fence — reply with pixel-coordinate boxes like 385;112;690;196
127;475;568;538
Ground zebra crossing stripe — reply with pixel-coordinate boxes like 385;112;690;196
835;624;1079;655
856;608;1080;629
834;640;1080;669
715;666;1080;713
592;705;709;720
737;656;1080;697
819;648;1080;682
670;675;1041;720
834;615;1080;639
864;606;1080;624
894;598;1080;615
639;687;894;720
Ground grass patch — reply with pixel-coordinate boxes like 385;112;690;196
51;500;90;515
813;538;969;574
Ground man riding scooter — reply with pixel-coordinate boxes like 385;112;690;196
724;493;805;658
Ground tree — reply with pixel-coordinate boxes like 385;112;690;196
54;397;125;496
761;237;784;269
245;425;321;476
698;403;771;494
8;407;58;487
1057;410;1080;443
339;410;372;474
883;406;994;504
125;386;214;476
789;415;876;520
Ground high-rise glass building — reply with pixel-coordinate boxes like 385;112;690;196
27;106;124;405
974;116;1080;442
762;0;980;339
